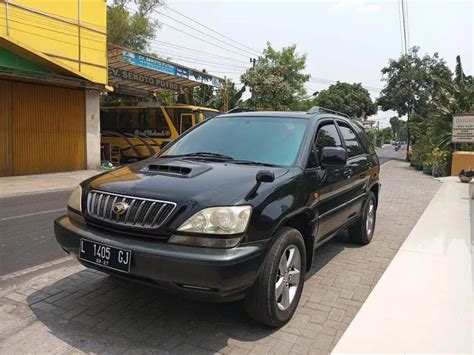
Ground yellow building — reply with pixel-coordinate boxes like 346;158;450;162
0;0;107;176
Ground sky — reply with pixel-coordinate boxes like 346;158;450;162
148;0;473;127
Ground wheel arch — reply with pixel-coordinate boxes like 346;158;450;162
278;209;316;272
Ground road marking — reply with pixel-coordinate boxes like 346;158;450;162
0;256;73;282
1;208;66;221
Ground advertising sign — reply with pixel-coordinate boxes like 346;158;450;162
452;116;474;143
109;68;181;92
123;51;176;76
121;50;221;88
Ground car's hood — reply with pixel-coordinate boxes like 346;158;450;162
87;158;289;206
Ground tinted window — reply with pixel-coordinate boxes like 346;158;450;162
162;116;308;166
165;107;193;131
100;108;170;138
308;123;342;167
202;110;219;120
338;122;365;158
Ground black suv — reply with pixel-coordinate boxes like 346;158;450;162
55;108;380;327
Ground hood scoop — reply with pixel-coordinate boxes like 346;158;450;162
143;160;212;178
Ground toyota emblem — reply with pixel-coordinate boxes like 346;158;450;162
113;202;129;215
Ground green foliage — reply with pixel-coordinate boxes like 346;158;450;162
241;43;309;110
107;0;163;51
410;135;433;168
313;82;377;119
453;55;474;114
377;47;453;117
379;127;393;144
429;147;451;176
214;79;246;111
389;116;408;142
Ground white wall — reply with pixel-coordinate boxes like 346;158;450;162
85;90;101;169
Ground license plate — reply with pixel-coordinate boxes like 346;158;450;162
79;239;131;273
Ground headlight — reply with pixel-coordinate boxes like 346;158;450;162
67;185;82;212
177;206;252;235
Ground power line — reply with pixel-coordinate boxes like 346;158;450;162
405;0;410;49
151;41;249;64
308;76;382;93
164;5;260;56
155;10;257;57
149;47;250;70
158;20;251;59
397;0;405;54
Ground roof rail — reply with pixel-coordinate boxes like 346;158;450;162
307;106;350;119
226;107;251;114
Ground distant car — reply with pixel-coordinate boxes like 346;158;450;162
55;108;380;327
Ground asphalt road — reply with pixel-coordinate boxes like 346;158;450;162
0;190;71;276
377;144;406;164
0;145;406;277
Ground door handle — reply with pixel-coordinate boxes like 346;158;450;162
359;173;367;178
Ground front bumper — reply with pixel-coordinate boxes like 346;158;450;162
54;216;267;301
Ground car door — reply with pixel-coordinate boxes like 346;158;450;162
336;120;371;220
306;120;351;241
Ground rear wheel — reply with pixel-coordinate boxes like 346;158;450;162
349;191;377;245
244;227;306;327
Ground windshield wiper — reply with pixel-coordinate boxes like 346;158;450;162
230;160;282;167
161;152;235;160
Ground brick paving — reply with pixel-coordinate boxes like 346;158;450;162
0;160;441;354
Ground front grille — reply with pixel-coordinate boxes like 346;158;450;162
86;190;176;229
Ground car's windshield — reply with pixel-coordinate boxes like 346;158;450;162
161;116;309;166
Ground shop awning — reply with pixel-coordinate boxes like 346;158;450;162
108;44;223;96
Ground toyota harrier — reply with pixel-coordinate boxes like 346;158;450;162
55;107;380;327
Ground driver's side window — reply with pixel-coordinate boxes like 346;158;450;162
308;122;343;168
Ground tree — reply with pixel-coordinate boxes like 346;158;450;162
312;82;377;119
214;79;246;111
107;0;163;51
377;47;453;157
453;55;474;113
241;43;309;110
377;47;453;118
389;116;408;142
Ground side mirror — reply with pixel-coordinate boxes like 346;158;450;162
256;170;275;183
160;141;171;149
320;147;347;168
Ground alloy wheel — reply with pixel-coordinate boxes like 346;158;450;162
366;200;375;236
275;245;301;311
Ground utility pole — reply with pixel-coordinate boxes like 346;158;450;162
222;77;229;112
250;58;256;67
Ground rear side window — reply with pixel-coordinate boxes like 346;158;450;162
337;122;366;158
308;122;342;167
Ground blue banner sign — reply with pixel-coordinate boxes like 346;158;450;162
123;51;176;76
122;50;221;88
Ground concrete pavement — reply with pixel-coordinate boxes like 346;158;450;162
0;170;101;198
0;160;441;354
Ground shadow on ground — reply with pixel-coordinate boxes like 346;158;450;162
27;233;351;353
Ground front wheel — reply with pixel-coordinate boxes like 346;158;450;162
349;191;377;245
244;227;306;327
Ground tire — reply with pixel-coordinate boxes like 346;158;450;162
349;191;377;245
244;227;306;327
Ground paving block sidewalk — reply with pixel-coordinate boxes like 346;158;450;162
0;160;441;354
0;170;102;197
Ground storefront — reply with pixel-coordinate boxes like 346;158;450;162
0;0;108;177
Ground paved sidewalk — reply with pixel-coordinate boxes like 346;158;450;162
0;160;441;354
0;170;102;197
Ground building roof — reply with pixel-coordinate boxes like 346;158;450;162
107;44;223;95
